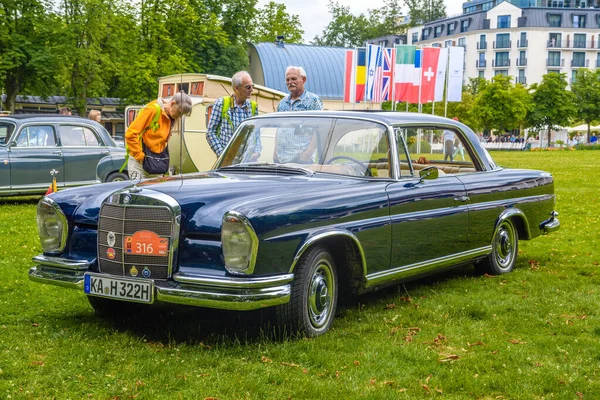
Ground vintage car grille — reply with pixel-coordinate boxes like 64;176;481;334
97;202;173;281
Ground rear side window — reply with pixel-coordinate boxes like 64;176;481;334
0;123;15;145
14;125;56;147
59;125;100;146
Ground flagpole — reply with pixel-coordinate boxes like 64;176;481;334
444;47;450;118
417;46;423;114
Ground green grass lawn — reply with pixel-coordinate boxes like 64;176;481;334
1;151;598;399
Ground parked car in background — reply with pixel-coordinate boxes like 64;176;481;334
0;114;128;196
29;111;560;337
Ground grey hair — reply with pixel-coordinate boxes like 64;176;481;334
285;66;307;78
231;71;251;88
172;91;193;116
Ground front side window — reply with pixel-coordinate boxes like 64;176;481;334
59;126;101;146
14;125;56;147
395;127;476;177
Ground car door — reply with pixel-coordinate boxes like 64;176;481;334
0;121;16;191
385;126;469;273
58;124;111;187
8;124;65;191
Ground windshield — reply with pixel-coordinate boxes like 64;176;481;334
216;117;391;178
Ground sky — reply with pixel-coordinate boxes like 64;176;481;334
256;0;464;43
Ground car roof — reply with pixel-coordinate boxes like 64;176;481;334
0;114;86;121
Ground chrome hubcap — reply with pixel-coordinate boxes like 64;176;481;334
495;224;514;269
308;262;333;329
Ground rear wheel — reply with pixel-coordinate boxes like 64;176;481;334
106;172;129;182
476;219;518;275
275;246;338;337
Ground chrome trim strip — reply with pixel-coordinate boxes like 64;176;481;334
289;229;368;276
173;272;293;288
365;246;491;288
29;266;85;289
32;254;90;269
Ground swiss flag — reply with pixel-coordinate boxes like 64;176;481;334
407;47;441;104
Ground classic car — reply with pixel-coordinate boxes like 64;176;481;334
29;111;560;337
0;114;128;196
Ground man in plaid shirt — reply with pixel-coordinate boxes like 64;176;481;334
275;66;323;163
206;71;258;157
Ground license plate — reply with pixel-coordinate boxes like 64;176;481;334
84;273;153;304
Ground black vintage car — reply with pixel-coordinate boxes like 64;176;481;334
0;114;127;196
30;112;559;337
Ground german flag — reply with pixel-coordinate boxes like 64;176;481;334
45;176;57;196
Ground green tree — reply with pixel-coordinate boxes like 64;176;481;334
570;68;600;143
250;2;304;44
527;73;576;146
312;1;372;47
0;0;62;112
403;0;446;25
471;75;531;134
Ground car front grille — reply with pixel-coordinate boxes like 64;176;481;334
97;202;174;281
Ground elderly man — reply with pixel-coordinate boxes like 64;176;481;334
275;66;322;163
206;71;258;158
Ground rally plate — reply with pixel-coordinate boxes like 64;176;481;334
84;273;154;304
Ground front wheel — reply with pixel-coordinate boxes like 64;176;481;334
476;219;518;275
275;246;338;337
105;172;129;182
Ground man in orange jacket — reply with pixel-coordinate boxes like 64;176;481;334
125;91;192;178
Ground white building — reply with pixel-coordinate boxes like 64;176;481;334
407;0;600;86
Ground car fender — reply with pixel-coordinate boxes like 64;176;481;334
496;208;531;240
96;154;127;182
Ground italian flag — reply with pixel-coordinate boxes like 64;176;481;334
393;45;417;102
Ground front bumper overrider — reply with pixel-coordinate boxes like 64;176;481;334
29;255;292;310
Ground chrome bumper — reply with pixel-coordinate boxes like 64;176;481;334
540;211;560;234
29;255;292;311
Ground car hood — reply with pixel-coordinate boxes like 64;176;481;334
54;171;379;235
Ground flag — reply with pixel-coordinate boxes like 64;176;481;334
447;46;465;102
393;45;417;102
343;49;356;103
434;48;449;102
366;44;383;102
407;47;440;104
45;176;57;195
382;47;395;101
355;48;367;102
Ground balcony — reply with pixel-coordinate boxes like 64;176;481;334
493;40;511;49
571;59;589;68
477;42;487;50
492;59;511;67
516;58;527;66
476;60;487;68
547;39;568;49
546;58;564;67
517;40;528;48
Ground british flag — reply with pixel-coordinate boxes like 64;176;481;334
381;47;395;101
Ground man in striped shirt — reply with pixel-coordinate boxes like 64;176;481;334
206;71;258;157
275;66;322;163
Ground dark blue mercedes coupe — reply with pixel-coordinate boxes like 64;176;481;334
30;111;560;337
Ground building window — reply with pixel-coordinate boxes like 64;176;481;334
448;22;456;35
549;33;562;48
458;37;466;47
574;34;586;49
518;69;526;85
478;71;485;78
495;52;509;67
478;52;486;67
518;50;527;66
495;70;509;76
571;70;578;84
432;43;442;48
496;33;510;49
572;52;585;67
422;28;430;40
498;15;511;29
548;51;561;67
573;15;586;28
412;32;419;43
519;32;527;47
548;14;562;27
434;25;443;38
162;84;175;97
461;19;470;32
444;40;452;48
190;82;204;95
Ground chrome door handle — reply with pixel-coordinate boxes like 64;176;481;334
52;151;62;155
454;196;470;202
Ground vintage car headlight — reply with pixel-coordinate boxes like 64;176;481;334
36;197;68;254
222;211;258;274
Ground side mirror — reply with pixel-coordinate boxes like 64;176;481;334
419;165;439;181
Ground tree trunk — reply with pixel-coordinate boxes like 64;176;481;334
2;69;24;113
547;127;552;148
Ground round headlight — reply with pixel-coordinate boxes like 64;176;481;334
36;197;68;253
221;211;258;274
